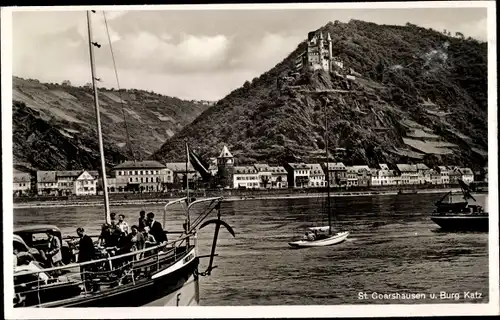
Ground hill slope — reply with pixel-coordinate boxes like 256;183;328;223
152;20;488;170
12;77;208;171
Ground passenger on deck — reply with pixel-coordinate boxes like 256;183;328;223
77;227;96;291
143;226;156;247
77;228;95;262
45;230;64;269
146;212;167;244
110;212;117;227
117;214;129;235
130;225;145;252
138;210;146;232
130;226;145;261
14;248;49;284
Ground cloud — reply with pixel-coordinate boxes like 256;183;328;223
457;18;487;41
74;12;122;44
12;8;489;102
229;33;303;71
109;32;231;73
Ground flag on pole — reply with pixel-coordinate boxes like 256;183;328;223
187;144;212;182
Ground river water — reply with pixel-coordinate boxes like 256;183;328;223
13;192;489;305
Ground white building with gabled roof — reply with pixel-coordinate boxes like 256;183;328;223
254;164;272;189
74;170;97;196
233;166;259;189
269;166;288;189
458;167;474;184
396;164;419;185
308;163;326;188
286;163;311;188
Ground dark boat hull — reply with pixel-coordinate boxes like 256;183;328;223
21;249;200;308
431;215;488;232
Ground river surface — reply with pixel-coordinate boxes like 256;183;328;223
13;193;489;305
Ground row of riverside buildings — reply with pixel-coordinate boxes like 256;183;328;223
13;146;488;197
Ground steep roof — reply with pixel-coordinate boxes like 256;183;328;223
323;162;346;170
437;166;449;173
234;166;257;174
352;165;370;172
37;171;57;183
76;170;96;180
13;173;30;183
218;145;233;158
415;163;430;170
396;164;417;172
254;164;271;172
269;166;287;174
308;164;324;175
288;163;310;170
165;162;195;173
379;164;389;170
459;167;474;175
56;170;82;177
113;160;166;170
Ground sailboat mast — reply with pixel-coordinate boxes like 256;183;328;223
324;98;332;236
185;141;190;229
87;11;110;224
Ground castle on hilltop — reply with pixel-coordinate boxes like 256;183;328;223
295;31;345;73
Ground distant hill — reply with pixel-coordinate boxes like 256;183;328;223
12;77;208;171
152;20;487;170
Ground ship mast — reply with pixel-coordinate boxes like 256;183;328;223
325;98;332;236
87;11;111;224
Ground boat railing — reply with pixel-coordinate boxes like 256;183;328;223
14;232;198;307
14;231;194;278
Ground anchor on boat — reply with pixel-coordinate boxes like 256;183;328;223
198;203;235;276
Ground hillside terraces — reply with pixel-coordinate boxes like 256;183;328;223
12;77;208;170
153;20;487;171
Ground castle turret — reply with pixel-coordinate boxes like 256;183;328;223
217;145;234;189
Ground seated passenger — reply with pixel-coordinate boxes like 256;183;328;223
14;249;49;284
306;232;316;241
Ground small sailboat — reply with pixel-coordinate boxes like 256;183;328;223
288;97;349;248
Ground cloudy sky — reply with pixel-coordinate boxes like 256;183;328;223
11;4;488;101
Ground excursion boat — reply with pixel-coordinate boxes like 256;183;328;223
12;10;235;308
13;197;233;307
288;96;350;248
430;180;488;232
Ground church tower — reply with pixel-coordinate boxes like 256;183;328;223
217;145;234;189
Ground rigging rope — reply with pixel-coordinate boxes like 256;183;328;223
102;11;145;210
102;12;135;164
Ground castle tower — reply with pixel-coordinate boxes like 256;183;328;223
327;32;333;71
217;145;234;189
318;32;325;68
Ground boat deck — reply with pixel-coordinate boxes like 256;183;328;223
14;241;195;307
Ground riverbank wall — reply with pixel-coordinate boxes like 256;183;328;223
11;183;483;209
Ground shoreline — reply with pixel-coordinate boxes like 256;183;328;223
13;188;465;209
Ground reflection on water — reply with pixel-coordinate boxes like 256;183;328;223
13;193;488;305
